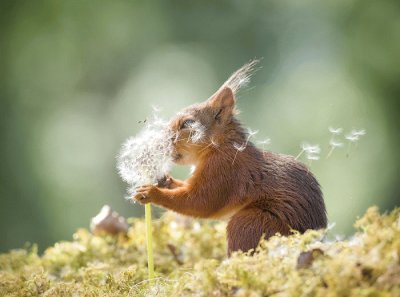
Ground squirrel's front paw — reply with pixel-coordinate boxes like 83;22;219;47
133;185;160;204
157;174;183;189
157;175;172;188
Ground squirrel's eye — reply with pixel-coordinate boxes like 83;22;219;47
214;109;223;120
181;119;195;129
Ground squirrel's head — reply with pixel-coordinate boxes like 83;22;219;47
169;60;259;165
169;87;236;165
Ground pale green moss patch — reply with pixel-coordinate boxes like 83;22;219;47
1;207;399;296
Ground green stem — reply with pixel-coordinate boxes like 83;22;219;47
145;204;155;280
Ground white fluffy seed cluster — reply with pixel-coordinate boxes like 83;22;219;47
117;115;173;197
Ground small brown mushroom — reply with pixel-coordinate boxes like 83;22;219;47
90;205;129;236
296;248;324;269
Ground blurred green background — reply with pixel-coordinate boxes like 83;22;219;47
0;0;399;252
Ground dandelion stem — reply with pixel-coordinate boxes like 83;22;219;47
145;204;155;281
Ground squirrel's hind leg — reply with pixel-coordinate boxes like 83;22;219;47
226;206;290;256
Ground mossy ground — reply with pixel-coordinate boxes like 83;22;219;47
1;207;399;296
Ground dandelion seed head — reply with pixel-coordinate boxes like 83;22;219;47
117;115;173;197
328;127;343;135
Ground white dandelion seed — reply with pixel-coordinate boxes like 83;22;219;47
232;142;246;166
328;127;343;135
257;138;271;146
327;139;344;158
327;126;345;158
247;128;259;138
257;138;271;151
306;144;321;164
302;143;321;154
231;128;259;165
233;142;247;152
351;129;366;137
306;153;320;161
117;114;174;198
345;134;360;142
345;128;366;142
296;142;320;160
344;128;366;157
329;139;344;148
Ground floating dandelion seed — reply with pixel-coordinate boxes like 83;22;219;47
305;144;321;165
233;142;246;152
345;129;366;143
345;134;360;142
296;143;320;160
247;128;259;137
327;126;345;158
329;139;344;148
328;127;343;135
257;138;271;145
117;114;173;198
232;128;258;165
344;128;366;157
257;138;271;151
351;129;366;137
327;139;344;158
306;154;320;161
305;144;321;154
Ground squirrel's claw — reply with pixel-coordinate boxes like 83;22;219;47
133;184;159;204
157;174;173;188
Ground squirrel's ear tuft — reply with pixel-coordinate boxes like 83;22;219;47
207;87;235;122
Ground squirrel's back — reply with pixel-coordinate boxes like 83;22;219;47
206;140;327;233
220;145;327;254
258;150;326;231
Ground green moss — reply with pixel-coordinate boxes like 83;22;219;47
1;207;399;296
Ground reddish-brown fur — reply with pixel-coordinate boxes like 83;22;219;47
135;71;327;255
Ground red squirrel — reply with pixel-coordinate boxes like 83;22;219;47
134;61;327;255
